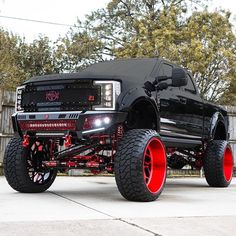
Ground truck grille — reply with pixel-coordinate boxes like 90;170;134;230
21;81;101;112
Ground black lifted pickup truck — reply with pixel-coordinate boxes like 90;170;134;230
4;58;234;201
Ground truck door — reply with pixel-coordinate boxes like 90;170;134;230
157;63;188;139
178;73;204;139
157;63;203;143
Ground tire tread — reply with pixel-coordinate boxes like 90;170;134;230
204;140;232;187
115;129;166;202
3;137;56;193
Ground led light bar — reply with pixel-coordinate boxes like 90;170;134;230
18;120;77;131
82;127;105;134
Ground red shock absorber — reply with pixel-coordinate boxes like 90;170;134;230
116;125;124;140
110;125;125;164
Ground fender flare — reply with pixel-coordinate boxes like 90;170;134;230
209;112;227;140
118;87;160;131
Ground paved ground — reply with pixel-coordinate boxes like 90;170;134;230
0;176;235;236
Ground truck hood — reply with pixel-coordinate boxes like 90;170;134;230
23;58;159;85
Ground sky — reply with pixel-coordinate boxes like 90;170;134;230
0;0;235;42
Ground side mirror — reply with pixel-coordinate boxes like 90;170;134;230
171;68;188;87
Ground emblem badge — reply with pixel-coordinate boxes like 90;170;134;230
46;91;60;102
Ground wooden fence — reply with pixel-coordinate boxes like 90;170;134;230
0;90;15;163
224;106;236;163
0;90;235;166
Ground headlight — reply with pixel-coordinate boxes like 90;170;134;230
93;81;121;110
15;85;25;112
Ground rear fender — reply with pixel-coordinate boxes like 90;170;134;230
209;112;227;140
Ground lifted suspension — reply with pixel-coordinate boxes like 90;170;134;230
22;125;124;174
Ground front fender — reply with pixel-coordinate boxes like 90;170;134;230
118;87;158;112
117;87;160;131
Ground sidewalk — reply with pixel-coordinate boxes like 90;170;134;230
0;176;235;236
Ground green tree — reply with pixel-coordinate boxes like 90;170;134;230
220;78;236;105
1;0;236;104
176;11;236;102
0;28;25;89
54;29;105;72
0;27;103;90
83;0;207;57
19;36;60;78
0;31;62;90
66;0;236;104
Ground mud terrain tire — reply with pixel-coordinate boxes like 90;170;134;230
204;140;234;187
3;137;57;193
115;129;167;202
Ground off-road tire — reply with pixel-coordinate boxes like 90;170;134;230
3;137;57;193
204;140;234;187
115;129;167;202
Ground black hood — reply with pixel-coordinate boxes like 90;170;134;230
23;58;160;85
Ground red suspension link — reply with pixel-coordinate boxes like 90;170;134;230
65;135;72;147
22;135;30;148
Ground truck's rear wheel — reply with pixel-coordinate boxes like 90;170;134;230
115;129;166;202
3;137;57;193
204;140;234;187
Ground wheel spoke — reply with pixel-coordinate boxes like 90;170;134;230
26;141;54;185
144;147;153;185
33;172;44;184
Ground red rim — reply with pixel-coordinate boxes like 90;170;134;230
143;137;166;193
223;146;234;182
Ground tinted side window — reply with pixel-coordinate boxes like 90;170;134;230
158;63;173;77
184;74;196;93
163;63;173;77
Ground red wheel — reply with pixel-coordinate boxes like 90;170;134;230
143;137;166;194
115;129;167;202
223;146;234;182
204;140;234;187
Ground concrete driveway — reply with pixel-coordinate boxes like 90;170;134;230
0;176;235;236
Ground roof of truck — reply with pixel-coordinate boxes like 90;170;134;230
23;58;160;84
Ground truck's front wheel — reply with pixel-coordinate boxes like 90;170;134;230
204;140;234;187
3;137;57;193
115;129;167;202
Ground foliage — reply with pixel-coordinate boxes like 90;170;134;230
0;28;104;90
178;11;236;102
0;29;25;89
19;36;59;77
54;28;105;72
0;0;236;105
0;30;59;90
67;0;236;103
220;78;236;105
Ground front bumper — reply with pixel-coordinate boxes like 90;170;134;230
13;111;127;138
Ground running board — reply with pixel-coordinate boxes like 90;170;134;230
161;136;202;148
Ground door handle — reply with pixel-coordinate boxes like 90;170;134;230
179;98;187;104
161;101;170;107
